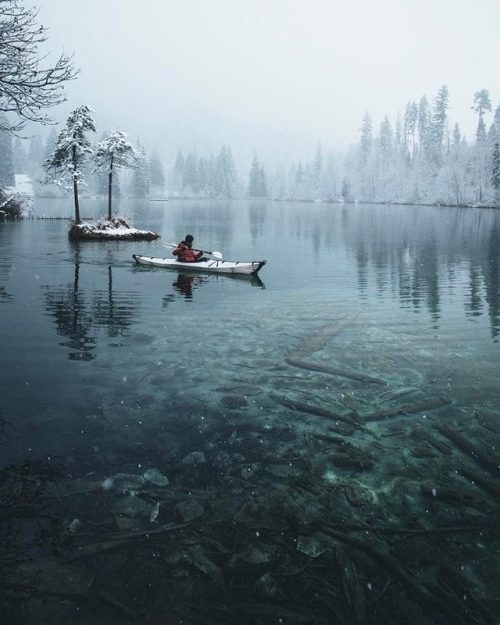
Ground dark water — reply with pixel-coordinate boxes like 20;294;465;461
1;199;499;625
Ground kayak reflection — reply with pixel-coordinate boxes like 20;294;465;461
162;270;265;306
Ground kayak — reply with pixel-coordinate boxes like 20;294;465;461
133;254;266;275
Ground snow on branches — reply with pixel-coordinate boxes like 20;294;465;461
43;105;96;221
94;130;139;174
0;0;78;134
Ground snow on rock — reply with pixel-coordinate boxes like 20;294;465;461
69;217;160;241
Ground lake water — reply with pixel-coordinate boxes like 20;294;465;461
1;198;499;625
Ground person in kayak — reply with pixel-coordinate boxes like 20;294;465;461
172;234;205;262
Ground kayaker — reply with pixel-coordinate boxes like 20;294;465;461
172;234;204;262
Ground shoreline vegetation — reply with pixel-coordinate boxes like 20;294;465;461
4;196;498;223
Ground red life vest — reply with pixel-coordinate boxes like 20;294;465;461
173;241;200;262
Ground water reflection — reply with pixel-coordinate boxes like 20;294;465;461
345;206;500;337
162;270;265;307
42;245;140;359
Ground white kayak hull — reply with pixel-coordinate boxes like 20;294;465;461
133;254;266;275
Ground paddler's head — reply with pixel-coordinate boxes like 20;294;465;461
184;234;194;247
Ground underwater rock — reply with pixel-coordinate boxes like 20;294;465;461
103;473;146;493
176;498;205;522
221;394;249;409
112;495;151;530
188;545;224;584
343;482;375;507
182;451;207;465
143;467;169;486
11;561;94;596
237;543;278;564
254;572;279;598
296;534;327;558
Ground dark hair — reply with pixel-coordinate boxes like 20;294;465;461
185;234;194;242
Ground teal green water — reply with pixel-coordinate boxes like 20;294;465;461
0;199;499;624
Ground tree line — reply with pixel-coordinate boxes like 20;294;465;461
0;1;497;213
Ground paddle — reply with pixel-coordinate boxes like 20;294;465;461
164;241;223;260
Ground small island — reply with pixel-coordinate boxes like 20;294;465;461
68;217;160;241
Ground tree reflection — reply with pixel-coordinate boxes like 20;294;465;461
347;206;499;335
43;247;96;360
43;245;140;359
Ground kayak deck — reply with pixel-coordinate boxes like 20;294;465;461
133;254;266;275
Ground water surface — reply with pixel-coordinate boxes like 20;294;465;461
0;199;499;624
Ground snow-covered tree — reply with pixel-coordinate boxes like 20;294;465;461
0;0;77;135
183;152;199;192
430;85;449;163
472;89;491;142
0;130;15;187
215;145;236;197
492;142;500;205
94;130;139;219
149;150;166;193
248;156;267;198
43;105;96;222
130;143;150;198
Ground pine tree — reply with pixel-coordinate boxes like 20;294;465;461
215;145;236;197
418;95;431;158
379;116;393;171
472;89;491;143
172;150;184;192
430;85;449;162
130;143;150;198
197;156;208;194
492;142;500;205
312;144;322;195
43;105;96;222
149;150;165;192
94;130;139;219
0;131;15;187
248;156;267;197
403;101;418;159
182;152;199;192
360;113;373;164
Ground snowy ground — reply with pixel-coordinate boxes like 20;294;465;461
13;174;34;197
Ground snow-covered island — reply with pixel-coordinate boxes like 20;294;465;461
69;217;160;241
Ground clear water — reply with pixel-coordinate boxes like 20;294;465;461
1;199;499;624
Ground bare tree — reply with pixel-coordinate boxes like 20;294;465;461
0;0;78;134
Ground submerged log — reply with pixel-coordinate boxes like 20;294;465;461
360;398;449;423
458;467;500;499
286;356;387;385
436;423;500;478
270;393;362;428
291;312;360;359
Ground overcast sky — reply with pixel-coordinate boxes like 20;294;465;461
32;0;500;166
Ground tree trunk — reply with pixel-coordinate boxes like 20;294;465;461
108;153;114;220
72;145;80;223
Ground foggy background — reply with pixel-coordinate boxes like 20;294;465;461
28;0;500;169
